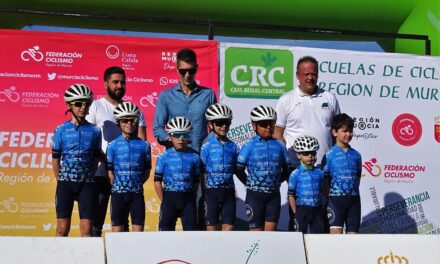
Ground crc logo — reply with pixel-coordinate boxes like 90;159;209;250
0;86;20;103
392;113;422;146
224;47;293;99
21;46;44;62
377;251;409;264
106;45;120;59
434;116;440;143
362;157;382;177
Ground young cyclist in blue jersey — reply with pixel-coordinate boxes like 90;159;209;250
107;102;151;232
288;135;325;233
201;103;239;231
236;105;290;231
154;117;201;231
323;113;362;234
52;84;102;237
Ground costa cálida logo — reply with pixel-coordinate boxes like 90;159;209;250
391;113;422;146
434;116;440;143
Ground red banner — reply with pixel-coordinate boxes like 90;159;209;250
0;29;218;235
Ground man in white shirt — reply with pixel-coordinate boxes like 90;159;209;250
274;56;340;231
86;66;146;236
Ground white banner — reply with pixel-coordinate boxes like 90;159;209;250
304;234;440;263
105;232;306;263
0;237;105;264
220;42;440;233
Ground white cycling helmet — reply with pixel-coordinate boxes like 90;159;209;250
205;103;233;121
114;102;141;121
167;116;192;133
64;84;93;103
293;135;320;152
250;105;277;122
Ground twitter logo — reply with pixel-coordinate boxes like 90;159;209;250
43;223;52;231
47;73;56;80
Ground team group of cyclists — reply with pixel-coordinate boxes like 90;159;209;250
53;49;362;236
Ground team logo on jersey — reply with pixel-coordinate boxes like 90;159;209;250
392;113;422;146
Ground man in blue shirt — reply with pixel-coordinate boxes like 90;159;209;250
153;48;216;152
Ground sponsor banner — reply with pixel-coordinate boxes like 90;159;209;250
220;42;440;232
304;234;440;264
106;232;307;264
0;29;218;236
0;237;105;264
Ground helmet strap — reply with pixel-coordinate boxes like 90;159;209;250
67;106;86;126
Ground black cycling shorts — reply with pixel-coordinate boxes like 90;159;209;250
327;195;361;232
205;188;236;226
55;181;96;219
110;192;145;226
245;189;280;229
159;191;197;231
295;205;324;234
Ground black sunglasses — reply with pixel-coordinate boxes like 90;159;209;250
70;101;91;108
299;151;317;156
178;68;197;75
213;119;231;127
119;118;138;124
256;120;274;128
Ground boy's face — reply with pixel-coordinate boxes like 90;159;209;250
296;151;317;167
332;125;353;146
170;132;190;151
252;120;275;139
118;117;138;136
208;119;231;137
68;100;91;118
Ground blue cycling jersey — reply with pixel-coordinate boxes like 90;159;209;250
288;163;324;207
237;135;289;192
154;148;201;192
200;134;239;189
323;145;362;196
107;135;152;193
52;121;102;183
